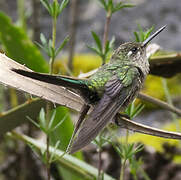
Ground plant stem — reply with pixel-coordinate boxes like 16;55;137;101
120;159;126;180
49;16;57;75
9;88;18;108
46;135;50;180
46;1;58;179
103;14;111;49
46;101;52;180
102;13;111;65
98;147;102;180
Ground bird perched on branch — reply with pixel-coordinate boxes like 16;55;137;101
12;25;166;154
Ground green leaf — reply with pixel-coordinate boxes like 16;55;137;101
104;41;110;55
131;103;145;118
9;132;116;180
40;0;53;16
40;33;47;45
55;36;69;57
52;0;59;18
91;31;102;53
0;98;47;136
50;45;55;59
134;32;140;42
144;26;154;40
50;107;73;151
109;36;115;50
134;144;144;154
58;0;69;15
51;113;67;132
39;108;47;130
134;25;154;43
130;102;135;117
48;106;84;180
108;0;113;11
0;11;48;72
26;116;40;129
113;3;134;13
48;109;57;131
98;0;108;10
49;140;61;162
87;45;101;56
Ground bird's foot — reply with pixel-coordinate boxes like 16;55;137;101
114;113;131;126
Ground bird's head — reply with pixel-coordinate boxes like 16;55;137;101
111;25;166;75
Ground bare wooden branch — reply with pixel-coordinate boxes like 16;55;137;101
150;52;181;77
0;53;181;140
0;53;84;112
117;115;181;140
138;93;181;116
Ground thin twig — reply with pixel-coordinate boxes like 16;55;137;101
102;14;111;65
97;148;102;180
46;101;52;180
46;135;50;180
120;159;126;180
138;92;181;116
116;115;181;140
103;15;111;50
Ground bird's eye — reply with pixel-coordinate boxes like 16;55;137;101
131;47;138;53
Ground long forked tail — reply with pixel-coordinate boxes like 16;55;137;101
11;68;87;91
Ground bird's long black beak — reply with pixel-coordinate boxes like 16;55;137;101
142;25;166;47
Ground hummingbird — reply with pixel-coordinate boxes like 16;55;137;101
12;25;166;154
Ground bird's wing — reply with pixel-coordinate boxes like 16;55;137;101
69;67;141;153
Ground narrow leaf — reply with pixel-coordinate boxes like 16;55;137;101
40;33;47;45
91;31;102;52
134;32;140;42
144;26;154;40
87;45;101;56
98;0;108;10
48;109;57;130
26;116;40;129
55;36;69;57
113;4;135;13
9;132;115;180
108;0;113;11
52;0;59;18
52;113;67;131
109;36;115;50
132;104;145;119
39;108;46;130
58;0;69;15
49;140;61;162
104;41;110;55
40;0;52;14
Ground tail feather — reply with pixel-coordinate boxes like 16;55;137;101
11;69;87;91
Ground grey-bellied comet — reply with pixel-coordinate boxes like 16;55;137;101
12;26;166;153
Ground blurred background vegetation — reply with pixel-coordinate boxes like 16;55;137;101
0;0;181;180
